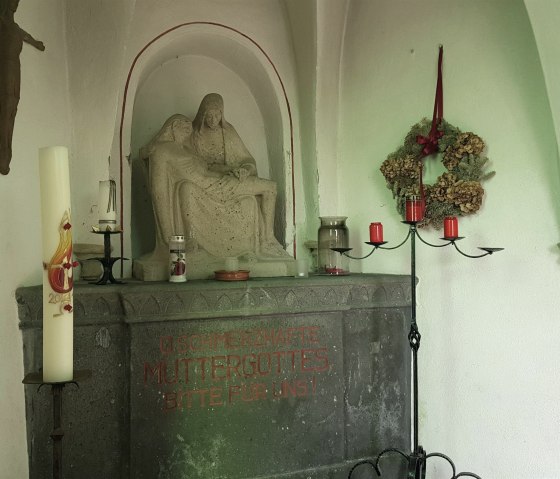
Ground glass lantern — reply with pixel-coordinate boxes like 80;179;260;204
317;216;350;275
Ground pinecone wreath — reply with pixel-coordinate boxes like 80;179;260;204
380;118;495;227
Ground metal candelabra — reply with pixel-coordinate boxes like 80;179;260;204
338;220;503;479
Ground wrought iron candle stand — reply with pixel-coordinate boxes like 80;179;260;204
89;229;128;284
22;370;92;479
337;220;503;479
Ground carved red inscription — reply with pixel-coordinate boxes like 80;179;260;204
142;326;330;412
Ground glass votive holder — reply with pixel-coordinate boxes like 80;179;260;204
369;222;383;243
294;258;309;278
224;257;239;272
405;195;424;222
444;216;459;239
318;216;350;275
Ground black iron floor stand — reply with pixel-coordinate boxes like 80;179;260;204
22;370;92;479
340;221;503;479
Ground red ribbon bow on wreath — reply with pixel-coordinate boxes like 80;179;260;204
415;45;444;215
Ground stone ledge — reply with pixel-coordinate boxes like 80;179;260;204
17;273;411;327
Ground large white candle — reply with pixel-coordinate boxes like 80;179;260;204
98;179;117;231
39;146;74;383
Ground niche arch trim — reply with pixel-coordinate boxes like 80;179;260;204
117;22;295;265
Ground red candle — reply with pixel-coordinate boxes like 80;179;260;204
369;222;383;243
444;216;459;239
405;196;424;222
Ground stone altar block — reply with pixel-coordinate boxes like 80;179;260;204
17;274;411;478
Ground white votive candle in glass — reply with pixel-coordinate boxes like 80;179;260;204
224;257;239;272
39;146;74;383
98;179;117;231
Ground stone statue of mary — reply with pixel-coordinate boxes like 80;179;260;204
133;93;292;280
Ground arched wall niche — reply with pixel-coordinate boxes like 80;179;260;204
114;23;294;261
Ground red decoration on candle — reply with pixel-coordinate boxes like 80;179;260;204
444;216;459;239
369;222;383;243
47;212;74;294
405;196;424;222
63;304;73;312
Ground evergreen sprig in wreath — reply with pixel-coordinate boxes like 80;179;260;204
380;118;495;228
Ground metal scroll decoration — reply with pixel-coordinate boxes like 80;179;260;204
348;447;483;479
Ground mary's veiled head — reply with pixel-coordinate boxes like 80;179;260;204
193;93;225;132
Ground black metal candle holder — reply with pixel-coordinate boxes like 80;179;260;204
89;229;128;284
339;221;503;479
22;370;92;479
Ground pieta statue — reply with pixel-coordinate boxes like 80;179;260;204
133;93;293;280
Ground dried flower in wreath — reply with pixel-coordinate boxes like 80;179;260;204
380;118;495;228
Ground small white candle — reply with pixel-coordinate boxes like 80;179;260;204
224;257;239;272
39;146;74;383
98;180;117;231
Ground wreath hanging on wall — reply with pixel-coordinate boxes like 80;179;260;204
380;46;495;228
380;118;495;228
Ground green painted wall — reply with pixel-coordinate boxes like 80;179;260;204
336;0;560;476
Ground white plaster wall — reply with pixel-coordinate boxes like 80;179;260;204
315;0;350;217
284;0;319;248
0;1;71;476
338;0;560;477
285;0;353;248
65;0;135;245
